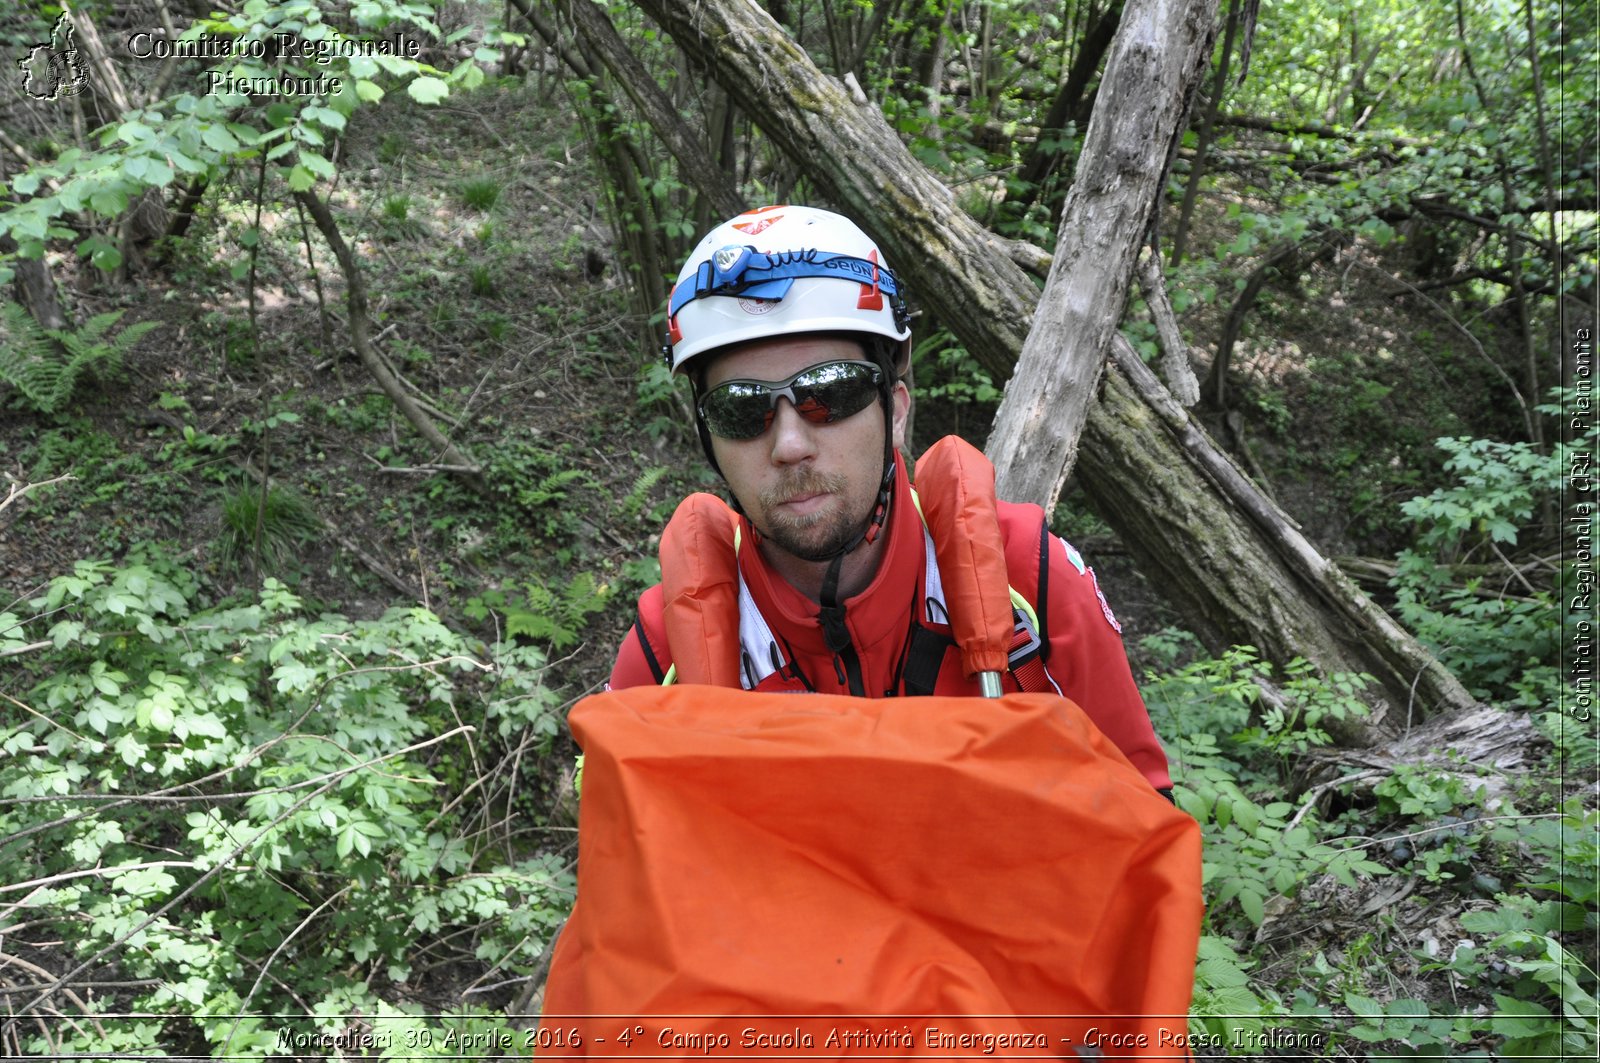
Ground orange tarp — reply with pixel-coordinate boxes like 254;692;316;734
541;686;1202;1059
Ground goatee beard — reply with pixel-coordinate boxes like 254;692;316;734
758;470;859;562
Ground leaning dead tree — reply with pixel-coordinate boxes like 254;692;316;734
985;0;1215;510
620;0;1480;737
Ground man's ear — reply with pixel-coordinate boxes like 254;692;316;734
890;379;911;453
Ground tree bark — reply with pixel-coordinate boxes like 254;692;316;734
625;0;1482;735
1207;238;1302;408
987;0;1217;511
1137;252;1201;406
1170;0;1241;266
5;249;67;331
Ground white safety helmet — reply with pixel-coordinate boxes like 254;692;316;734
664;205;911;373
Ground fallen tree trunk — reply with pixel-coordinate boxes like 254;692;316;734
624;0;1482;738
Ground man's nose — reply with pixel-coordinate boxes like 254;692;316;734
766;398;818;464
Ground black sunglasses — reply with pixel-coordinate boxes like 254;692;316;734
698;360;884;440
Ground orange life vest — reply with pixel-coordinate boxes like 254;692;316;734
612;435;1174;790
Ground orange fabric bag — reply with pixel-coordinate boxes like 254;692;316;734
541;686;1201;1059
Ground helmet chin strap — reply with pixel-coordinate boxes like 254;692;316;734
813;427;894;665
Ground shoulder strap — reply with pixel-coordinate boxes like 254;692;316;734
633;604;667;684
1035;517;1051;661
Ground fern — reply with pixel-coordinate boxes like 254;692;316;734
0;300;64;413
620;465;670;520
0;302;158;414
517;467;589;510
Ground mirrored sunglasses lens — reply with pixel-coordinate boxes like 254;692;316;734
701;382;772;439
790;363;879;424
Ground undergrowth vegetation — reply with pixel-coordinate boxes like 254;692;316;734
1144;641;1595;1057
1;556;572;1055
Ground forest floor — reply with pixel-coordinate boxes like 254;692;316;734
1;79;1589;1056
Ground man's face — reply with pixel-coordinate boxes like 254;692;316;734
702;335;909;564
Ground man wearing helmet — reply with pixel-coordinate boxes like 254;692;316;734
609;205;1172;794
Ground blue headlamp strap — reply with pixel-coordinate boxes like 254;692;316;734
668;246;906;319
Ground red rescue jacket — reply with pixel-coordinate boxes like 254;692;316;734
609;437;1171;791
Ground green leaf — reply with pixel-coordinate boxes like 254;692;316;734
167;150;205;175
1491;996;1554;1038
1387;999;1429;1018
355;80;385;102
451;60;484;91
202;124;241;154
1239;888;1265;925
92;245;123;273
89;187;129;216
304;105;347;132
286;165;316;192
406;76;448;104
117;120;155;144
138;694;175;732
373;53;415;77
1231;797;1260;835
1346;993;1384;1018
298;150;336;179
13;172;41;196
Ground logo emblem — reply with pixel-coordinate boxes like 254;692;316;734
18;11;89;101
738;299;777;315
732;206;786;235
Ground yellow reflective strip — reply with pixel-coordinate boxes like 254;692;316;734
1010;586;1038;629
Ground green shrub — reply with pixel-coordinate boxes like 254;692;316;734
468;262;498;297
1142;641;1595;1056
1389;416;1589;707
457;176;503;211
0;555;573;1055
379;193;426;239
